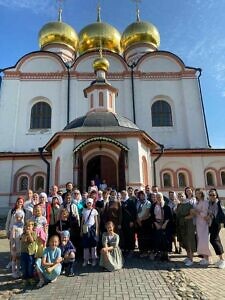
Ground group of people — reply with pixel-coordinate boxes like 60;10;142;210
5;181;225;288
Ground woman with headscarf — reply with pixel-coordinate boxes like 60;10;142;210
150;192;173;261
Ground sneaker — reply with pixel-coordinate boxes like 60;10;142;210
199;258;209;266
6;261;12;269
36;280;45;288
51;278;57;283
183;257;189;263
12;272;20;279
185;259;193;267
215;259;223;267
91;260;97;267
218;260;225;269
82;261;88;267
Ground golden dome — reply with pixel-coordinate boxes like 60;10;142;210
121;14;160;51
93;55;110;73
78;7;121;55
38;10;78;51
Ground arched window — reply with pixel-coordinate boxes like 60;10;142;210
34;176;45;192
19;176;28;192
163;173;172;188
30;102;51;129
178;173;187;188
221;171;225;186
206;172;215;186
99;92;104;106
151;100;172;127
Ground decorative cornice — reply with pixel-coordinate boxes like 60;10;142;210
4;69;195;81
0;152;51;159
152;148;225;157
4;71;66;80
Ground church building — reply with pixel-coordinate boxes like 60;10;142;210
0;5;225;210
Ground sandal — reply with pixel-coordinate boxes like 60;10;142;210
36;280;45;288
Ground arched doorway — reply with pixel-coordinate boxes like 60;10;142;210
86;155;117;189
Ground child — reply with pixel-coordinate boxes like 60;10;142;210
56;208;71;236
31;204;48;258
80;198;99;266
20;220;37;285
10;211;24;278
99;221;123;272
36;235;62;288
60;231;76;276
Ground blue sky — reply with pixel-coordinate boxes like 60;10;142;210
0;0;224;148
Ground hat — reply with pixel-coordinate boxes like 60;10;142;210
86;198;93;204
61;230;70;238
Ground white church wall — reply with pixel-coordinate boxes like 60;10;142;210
126;138;142;187
137;55;182;73
181;78;208;148
52;139;74;186
19;56;65;73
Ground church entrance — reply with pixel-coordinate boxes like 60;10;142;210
86;155;117;189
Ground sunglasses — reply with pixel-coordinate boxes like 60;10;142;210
209;194;216;196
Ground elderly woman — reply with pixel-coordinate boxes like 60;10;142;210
150;192;173;261
176;192;196;266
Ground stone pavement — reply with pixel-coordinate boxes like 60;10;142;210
1;230;225;300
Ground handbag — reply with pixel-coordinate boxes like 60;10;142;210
82;224;89;234
82;209;93;234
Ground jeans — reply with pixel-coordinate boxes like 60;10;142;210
20;252;35;279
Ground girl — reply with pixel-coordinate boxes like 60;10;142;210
36;235;62;288
5;197;25;269
10;211;24;278
56;208;71;236
176;192;196;266
32;204;48;258
20;220;37;285
99;221;123;272
60;231;76;277
81;198;99;266
195;188;211;265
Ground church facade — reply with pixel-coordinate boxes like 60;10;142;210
0;7;225;210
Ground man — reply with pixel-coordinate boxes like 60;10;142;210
62;182;74;202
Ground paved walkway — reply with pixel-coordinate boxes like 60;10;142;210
1;230;225;300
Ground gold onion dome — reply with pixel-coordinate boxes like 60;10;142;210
93;55;110;73
78;7;121;55
121;10;160;52
38;9;79;51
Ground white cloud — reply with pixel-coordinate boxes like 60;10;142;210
0;0;54;14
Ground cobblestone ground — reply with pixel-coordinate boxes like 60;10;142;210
1;229;225;300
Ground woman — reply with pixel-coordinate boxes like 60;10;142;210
150;192;172;261
184;187;196;207
176;192;196;266
208;188;225;269
103;190;122;234
46;196;60;238
195;188;211;265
